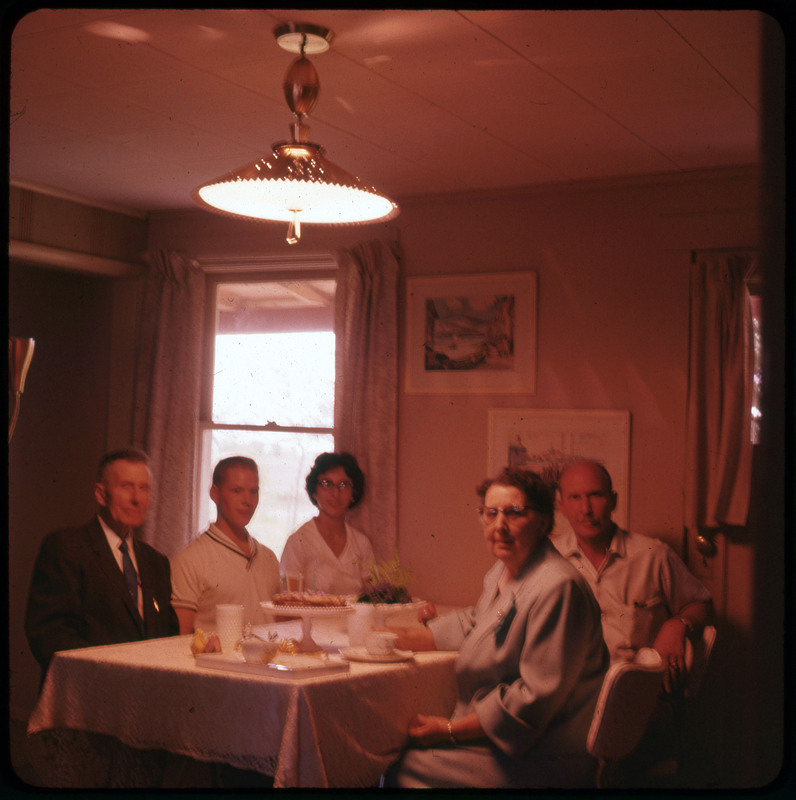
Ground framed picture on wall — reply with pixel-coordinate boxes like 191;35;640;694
487;408;631;533
404;271;537;394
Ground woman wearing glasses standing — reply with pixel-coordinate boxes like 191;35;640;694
280;452;374;595
385;468;608;789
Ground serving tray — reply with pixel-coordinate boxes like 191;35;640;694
341;647;414;663
194;651;350;679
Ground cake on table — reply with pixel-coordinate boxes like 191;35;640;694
270;591;349;608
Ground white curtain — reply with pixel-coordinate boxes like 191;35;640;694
684;251;756;535
132;250;205;556
334;240;401;560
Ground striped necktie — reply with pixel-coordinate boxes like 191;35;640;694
119;539;139;602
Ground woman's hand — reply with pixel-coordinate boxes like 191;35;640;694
407;714;449;747
383;625;436;652
418;601;438;626
408;711;485;748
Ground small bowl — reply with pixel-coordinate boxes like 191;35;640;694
240;638;279;664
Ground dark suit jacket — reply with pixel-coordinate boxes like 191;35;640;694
25;517;180;673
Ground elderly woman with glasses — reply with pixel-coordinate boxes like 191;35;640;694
385;467;608;789
280;452;374;595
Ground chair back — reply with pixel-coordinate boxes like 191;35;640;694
684;624;717;698
587;647;666;767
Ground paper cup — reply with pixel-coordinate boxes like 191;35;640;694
215;604;244;652
348;604;375;647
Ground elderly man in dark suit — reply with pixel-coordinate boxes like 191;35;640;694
25;448;179;675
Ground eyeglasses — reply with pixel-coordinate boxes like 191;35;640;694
318;479;353;492
478;506;532;522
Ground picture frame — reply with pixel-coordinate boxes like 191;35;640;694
404;271;537;394
487;408;631;532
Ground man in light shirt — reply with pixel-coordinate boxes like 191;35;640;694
25;448;179;677
170;456;281;635
552;459;713;693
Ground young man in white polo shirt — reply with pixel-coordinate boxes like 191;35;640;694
170;456;281;634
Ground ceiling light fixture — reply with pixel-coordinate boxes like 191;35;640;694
193;22;398;244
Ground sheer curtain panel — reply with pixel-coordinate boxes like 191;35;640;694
334;240;401;560
685;251;756;537
132;250;206;556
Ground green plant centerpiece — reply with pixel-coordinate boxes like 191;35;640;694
357;553;413;604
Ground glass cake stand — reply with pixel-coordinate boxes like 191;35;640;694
260;602;354;652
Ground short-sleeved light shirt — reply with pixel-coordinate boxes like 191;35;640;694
550;526;712;663
170;523;281;631
280;518;374;595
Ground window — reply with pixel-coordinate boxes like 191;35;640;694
197;272;336;557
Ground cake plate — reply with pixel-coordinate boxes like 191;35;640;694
261;602;354;652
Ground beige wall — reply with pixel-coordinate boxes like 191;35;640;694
9;167;761;729
8;193;149;719
396;170;759;606
147;167;759;608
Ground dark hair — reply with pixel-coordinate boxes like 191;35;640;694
97;448;149;482
305;452;365;508
213;456;259;487
477;467;555;534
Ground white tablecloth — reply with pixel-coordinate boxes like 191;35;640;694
27;620;458;788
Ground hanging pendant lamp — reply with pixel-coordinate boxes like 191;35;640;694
193;22;398;244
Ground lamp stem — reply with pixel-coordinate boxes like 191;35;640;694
286;212;301;245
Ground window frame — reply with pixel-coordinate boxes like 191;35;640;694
196;265;338;536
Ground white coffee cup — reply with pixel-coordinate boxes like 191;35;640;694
365;630;398;656
215;604;244;652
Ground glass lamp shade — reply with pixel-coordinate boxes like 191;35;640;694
193;142;398;226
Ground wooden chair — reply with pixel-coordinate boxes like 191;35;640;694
587;647;666;788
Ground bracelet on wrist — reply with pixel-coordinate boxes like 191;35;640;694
447;720;458;745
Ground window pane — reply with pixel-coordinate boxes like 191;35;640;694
199;428;334;557
213;332;334;427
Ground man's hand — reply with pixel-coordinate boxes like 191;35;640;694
654;617;688;693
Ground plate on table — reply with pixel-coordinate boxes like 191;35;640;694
194;651;350;679
261;602;354;617
341;647;414;663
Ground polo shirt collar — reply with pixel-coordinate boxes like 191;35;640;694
206;522;257;559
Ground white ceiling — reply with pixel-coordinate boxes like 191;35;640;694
9;8;763;217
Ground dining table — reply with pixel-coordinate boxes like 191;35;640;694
26;617;459;788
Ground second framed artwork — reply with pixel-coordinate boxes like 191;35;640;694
487;408;631;531
404;271;537;394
